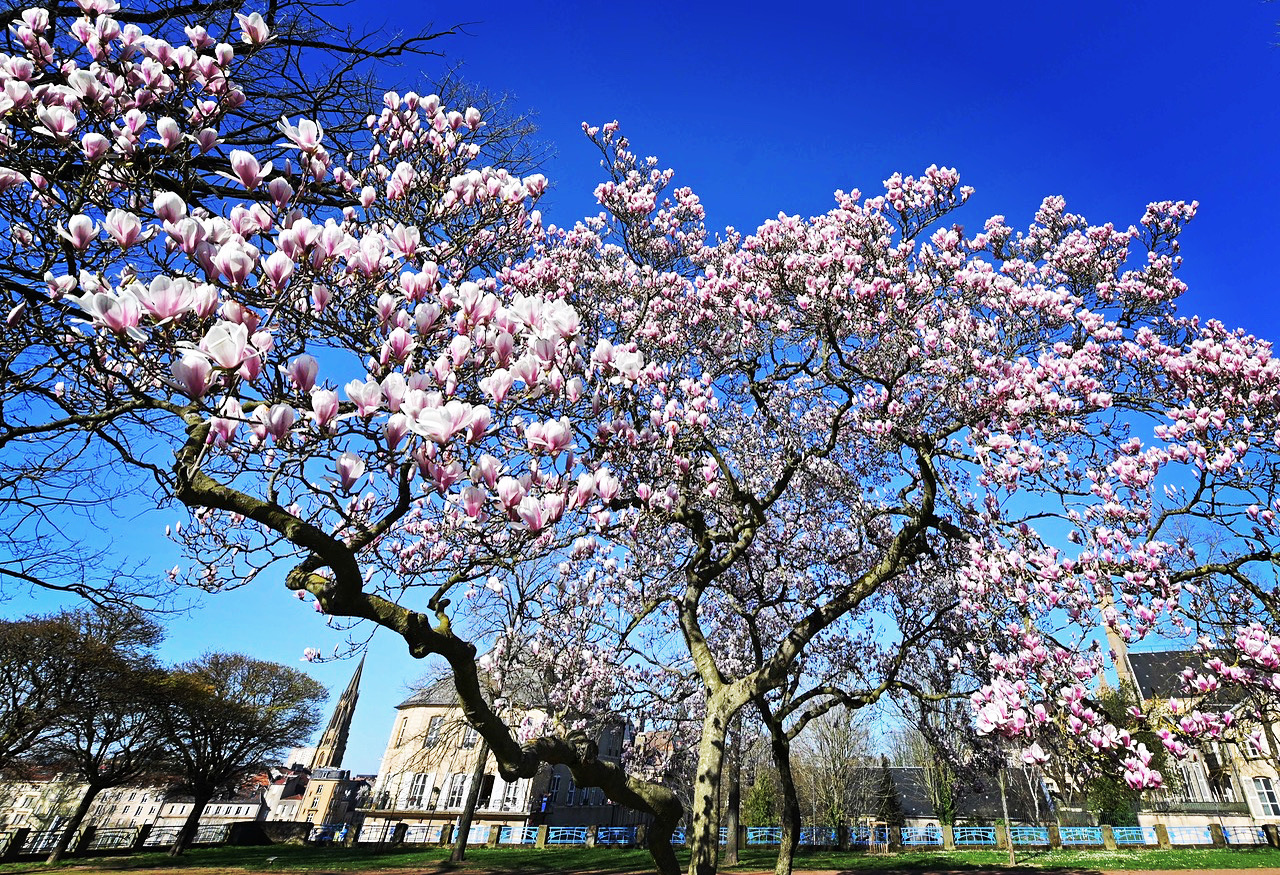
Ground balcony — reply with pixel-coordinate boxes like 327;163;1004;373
1139;797;1250;816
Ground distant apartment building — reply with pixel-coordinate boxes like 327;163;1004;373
1126;650;1280;828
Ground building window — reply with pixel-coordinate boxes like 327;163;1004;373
564;778;575;805
395;718;409;747
502;779;521;811
424;716;444;747
446;774;468;809
548;774;561;795
461;725;479;748
406;773;430;808
1255;777;1280;816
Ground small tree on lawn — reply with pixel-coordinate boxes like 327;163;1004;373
158;652;325;855
41;634;169;863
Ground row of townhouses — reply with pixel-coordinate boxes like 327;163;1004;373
6;649;1280;838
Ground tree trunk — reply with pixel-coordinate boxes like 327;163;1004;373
770;723;801;875
451;738;489;862
686;702;735;875
998;767;1015;867
169;790;212;857
646;809;682;875
45;783;99;864
723;721;741;867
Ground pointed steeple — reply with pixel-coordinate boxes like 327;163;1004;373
311;655;364;770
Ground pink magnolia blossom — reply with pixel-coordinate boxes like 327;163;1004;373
334;451;365;491
235;12;271;46
103;209;145;248
171;352;211;397
309;388;340;431
287;354;319;392
250;403;295;442
384;413;410;450
228;149;269;189
206;397;243;445
526;418;573;455
472;454;501;487
496;476;525;509
58;215;96;250
460;486;487;518
79;290;142;334
279;116;323;151
262;250;294;289
515;495;545;532
410;399;477;444
345;378;383;417
201;322;250;369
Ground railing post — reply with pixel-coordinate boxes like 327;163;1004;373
585;825;597;848
535;825;548;848
390;822;407;845
1154;823;1171;850
1208;823;1226;848
634;823;646;847
1101;825;1116;850
434;824;450;846
1048;824;1061;849
942;824;955;850
1264;823;1280;847
487;825;500;847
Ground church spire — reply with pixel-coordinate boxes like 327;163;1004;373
311;655;364;770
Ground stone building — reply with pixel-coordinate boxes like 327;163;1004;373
360;677;643;838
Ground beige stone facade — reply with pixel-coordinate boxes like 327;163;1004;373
361;679;645;837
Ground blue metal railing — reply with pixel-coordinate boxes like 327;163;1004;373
901;825;942;845
746;826;781;845
1008;825;1050;845
1225;825;1266;845
1059;826;1103;845
1166;825;1212;845
546;826;587;845
953;826;996;846
596;826;636;844
87;828;136;850
1111;826;1154;845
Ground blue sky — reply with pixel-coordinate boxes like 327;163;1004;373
8;0;1280;776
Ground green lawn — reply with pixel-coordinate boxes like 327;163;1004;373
4;844;1280;873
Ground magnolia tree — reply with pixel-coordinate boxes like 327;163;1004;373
6;5;1280;875
0;5;684;870
0;0;536;608
501;126;1280;873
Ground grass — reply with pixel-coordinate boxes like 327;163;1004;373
4;844;1280;873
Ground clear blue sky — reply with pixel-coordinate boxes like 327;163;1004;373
8;0;1280;776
